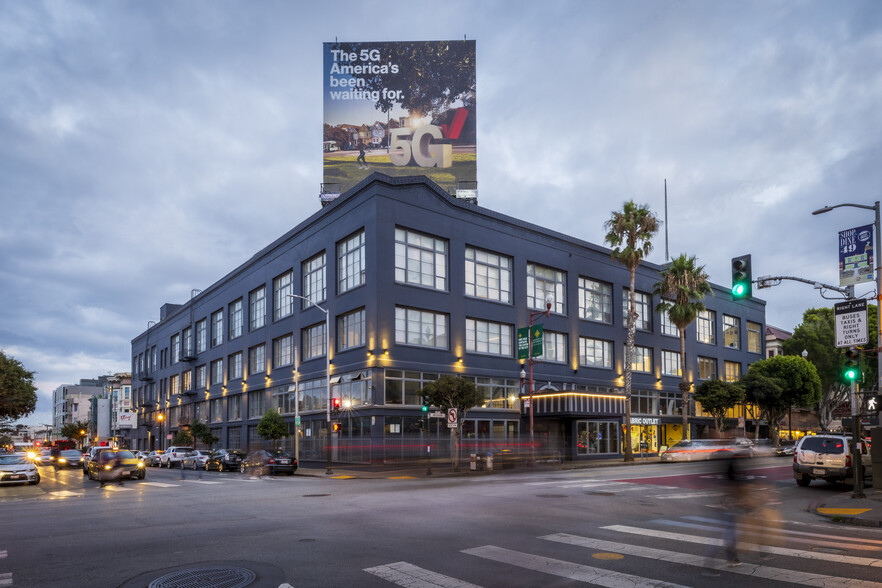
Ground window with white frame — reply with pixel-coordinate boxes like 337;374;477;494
527;263;566;314
170;373;181;395
465;247;512;303
579;337;613;368
698;356;717;380
211;310;223;347
195;364;207;389
747;321;762;354
249;286;266;331
338;230;365;293
466;318;512;356
273;270;294;321
210;397;223;423
210;359;223;386
578;277;612;323
249;344;266;376
196;319;207;353
229;299;244;340
659;309;678;337
303;323;327;360
182;370;192;392
724;361;741;382
395;307;448;349
302;252;326;306
228;352;243;380
227;395;241;420
338;308;365;351
395;227;448;291
661;350;681;376
182;326;193;357
248;390;265;419
273;335;293;368
171;334;180;364
696;310;715;344
622;289;651;331
628;345;652;373
541;331;567;363
723;314;740;349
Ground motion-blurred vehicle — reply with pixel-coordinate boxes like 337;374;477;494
793;434;871;486
0;454;40;485
775;443;796;457
33;450;54;466
181;450;212;470
660;438;754;462
204;449;245;472
239;449;297;476
86;449;146;482
57;449;85;468
160;446;194;468
143;450;164;467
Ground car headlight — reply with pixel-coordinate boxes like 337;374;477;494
137;461;145;468
59;458;67;464
104;465;112;470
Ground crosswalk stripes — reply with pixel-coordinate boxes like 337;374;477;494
364;562;481;587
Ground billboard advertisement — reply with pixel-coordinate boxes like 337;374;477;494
839;224;874;286
323;40;476;196
117;411;137;429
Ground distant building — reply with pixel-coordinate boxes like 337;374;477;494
52;373;131;446
765;325;792;358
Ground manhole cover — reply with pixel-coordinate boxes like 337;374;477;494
149;566;256;588
536;494;568;498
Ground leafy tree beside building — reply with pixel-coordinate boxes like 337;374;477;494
257;409;288;449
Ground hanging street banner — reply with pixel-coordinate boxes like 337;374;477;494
517;325;544;360
834;298;868;348
839;224;874;286
322;40;477;196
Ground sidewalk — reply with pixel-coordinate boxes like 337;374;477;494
811;487;882;527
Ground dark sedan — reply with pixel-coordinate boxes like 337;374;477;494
57;450;85;468
204;449;246;472
239;449;297;476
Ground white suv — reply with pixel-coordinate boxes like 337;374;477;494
159;447;194;468
793;434;871;486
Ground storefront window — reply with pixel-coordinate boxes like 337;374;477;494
577;421;620;455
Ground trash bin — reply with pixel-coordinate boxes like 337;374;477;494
485;453;493;471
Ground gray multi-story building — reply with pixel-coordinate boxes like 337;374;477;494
130;174;765;462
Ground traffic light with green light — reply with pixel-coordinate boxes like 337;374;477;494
843;347;861;383
421;398;430;413
731;255;752;300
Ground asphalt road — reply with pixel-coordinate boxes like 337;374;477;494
2;458;881;587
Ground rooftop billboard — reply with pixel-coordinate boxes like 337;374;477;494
323;40;476;196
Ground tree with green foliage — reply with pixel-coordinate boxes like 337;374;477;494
693;379;745;433
605;201;660;461
171;429;193;446
0;351;38;421
421;375;484;472
257;409;288;449
190;418;219;449
742;355;822;444
60;421;90;448
654;254;713;438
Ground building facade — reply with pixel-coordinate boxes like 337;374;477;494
130;175;766;462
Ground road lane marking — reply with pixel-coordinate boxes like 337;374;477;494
682;516;882;549
140;482;179;487
543;533;882;588
818;507;871;515
48;490;84;498
364;561;482;587
0;572;11;587
601;525;882;567
654;491;724;500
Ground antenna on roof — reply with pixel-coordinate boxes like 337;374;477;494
664;178;669;261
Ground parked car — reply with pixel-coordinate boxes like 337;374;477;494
181;450;212;470
85;449;146;481
143;450;164;467
0;454;40;485
134;450;151;461
159;447;194;468
793;434;871;486
660;438;755;462
204;449;246;472
775;442;796;457
239;449;297;476
57;449;85;468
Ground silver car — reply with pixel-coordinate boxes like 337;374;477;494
181;450;212;470
0;454;40;485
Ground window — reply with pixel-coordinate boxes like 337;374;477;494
628;345;652;373
249;344;266;376
229;299;244;340
210;398;223;423
747;321;762;354
723;314;740;349
182;370;192;392
384;370;439;405
659;310;678;337
303;323;327;360
541;331;567;363
211;310;224;347
724;361;741;382
210;359;223;387
170;373;180;396
631;390;655;414
195;365;207;389
196;319;207;353
338;308;365;351
395;307;448;349
696;310;715;344
527;263;566;314
171;334;180;364
273;271;294;321
395;227;448;290
622;289;651;331
465;247;512;303
579;338;613;368
182;326;193;357
249;286;266;331
227;395;241;421
248;390;265;419
577;421;620;455
466;318;512;356
662;350;681;376
302;252;326;306
228;352;243;380
338;230;365;293
273;335;293;368
578;278;612;323
698;356;717;380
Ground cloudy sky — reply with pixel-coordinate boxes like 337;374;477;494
2;0;881;427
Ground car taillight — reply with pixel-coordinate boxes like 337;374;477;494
846;455;852;467
267;458;276;464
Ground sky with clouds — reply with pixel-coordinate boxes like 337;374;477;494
2;0;881;427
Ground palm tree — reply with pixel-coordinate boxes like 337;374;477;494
653;254;712;439
604;201;660;462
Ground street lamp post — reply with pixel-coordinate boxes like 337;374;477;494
812;200;880;499
157;413;164;451
288;294;333;475
523;293;553;465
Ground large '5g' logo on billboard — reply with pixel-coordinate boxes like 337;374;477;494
388;107;469;169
